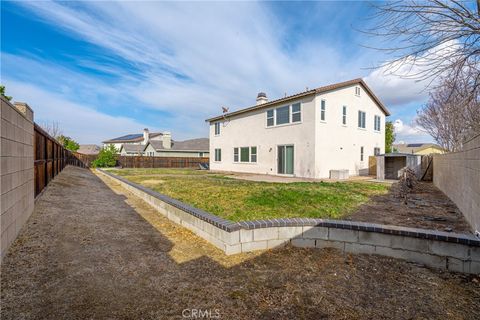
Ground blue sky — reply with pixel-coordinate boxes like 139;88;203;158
1;1;432;144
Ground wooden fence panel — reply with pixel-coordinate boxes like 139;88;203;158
117;156;209;169
33;123;91;197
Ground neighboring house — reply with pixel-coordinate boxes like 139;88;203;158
102;128;164;150
143;138;209;157
77;144;100;155
206;78;390;179
117;132;209;157
393;143;446;155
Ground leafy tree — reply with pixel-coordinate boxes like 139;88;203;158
57;135;80;152
1;85;12;101
385;121;395;153
91;144;118;168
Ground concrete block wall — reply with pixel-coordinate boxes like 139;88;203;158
1;97;35;260
99;169;480;274
434;134;480;234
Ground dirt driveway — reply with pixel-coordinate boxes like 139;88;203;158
1;166;479;319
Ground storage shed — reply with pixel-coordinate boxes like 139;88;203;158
376;153;422;180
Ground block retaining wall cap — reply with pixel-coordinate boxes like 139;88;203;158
98;169;480;248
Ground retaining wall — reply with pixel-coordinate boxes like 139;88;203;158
98;169;480;274
434;134;480;234
1;97;35;260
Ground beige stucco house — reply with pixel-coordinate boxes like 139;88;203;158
206;78;390;179
393;143;446;155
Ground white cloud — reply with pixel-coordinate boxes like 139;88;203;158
4;79;157;145
393;119;432;143
364;40;460;107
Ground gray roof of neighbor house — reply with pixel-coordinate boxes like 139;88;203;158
205;78;390;122
148;138;209;151
103;132;163;144
77;144;101;155
393;143;445;154
120;144;146;153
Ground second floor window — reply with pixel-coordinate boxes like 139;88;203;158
215;122;221;135
374;115;381;131
266;103;302;127
320;100;326;121
358;111;366;128
342;106;347;125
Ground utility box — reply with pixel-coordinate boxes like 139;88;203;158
329;169;349;180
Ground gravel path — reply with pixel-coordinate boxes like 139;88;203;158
1;166;479;319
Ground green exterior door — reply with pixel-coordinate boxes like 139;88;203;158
278;145;294;175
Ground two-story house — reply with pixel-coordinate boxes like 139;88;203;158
205;78;390;179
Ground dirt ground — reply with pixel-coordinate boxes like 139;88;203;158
1;166;479;320
348;181;472;233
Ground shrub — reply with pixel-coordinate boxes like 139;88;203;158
91;144;118;168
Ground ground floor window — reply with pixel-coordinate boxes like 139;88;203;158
234;146;257;163
374;147;380;155
360;146;364;161
215;148;221;161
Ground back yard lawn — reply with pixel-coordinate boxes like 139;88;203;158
107;168;389;221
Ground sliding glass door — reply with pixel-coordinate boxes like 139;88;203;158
277;145;294;175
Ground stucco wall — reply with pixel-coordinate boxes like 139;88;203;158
314;84;385;177
143;144;208;157
1;97;35;260
433;134;480;234
210;95;317;178
209;84;386;179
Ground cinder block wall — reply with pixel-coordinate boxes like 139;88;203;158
1;96;35;260
434;134;480;234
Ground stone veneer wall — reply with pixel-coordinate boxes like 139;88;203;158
98;169;480;274
1;97;35;260
434;134;480;235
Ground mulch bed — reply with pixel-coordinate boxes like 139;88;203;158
347;181;472;234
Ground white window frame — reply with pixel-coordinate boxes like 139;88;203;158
358;110;366;129
374;115;381;132
233;147;239;162
214;148;221;162
355;86;361;96
266;109;274;127
374;147;380;156
234;146;257;163
214;122;221;136
320;100;326;122
342;106;347;125
266;103;302;128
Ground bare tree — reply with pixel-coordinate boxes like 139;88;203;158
40;121;62;139
366;0;480;98
416;71;480;151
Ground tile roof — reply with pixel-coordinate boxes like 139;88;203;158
149;138;209;151
77;144;101;155
121;144;147;153
103;132;162;144
205;78;390;122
